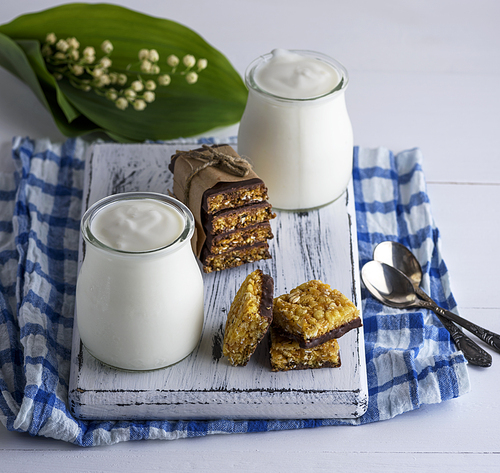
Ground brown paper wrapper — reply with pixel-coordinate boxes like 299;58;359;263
171;144;262;258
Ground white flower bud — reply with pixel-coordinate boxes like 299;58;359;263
115;97;129;110
145;80;156;91
140;60;152;73
167;54;179;67
45;33;57;45
151;65;160;74
138;49;149;61
96;75;111;87
106;89;118;101
101;40;113;55
100;57;112;69
92;67;104;78
125;88;137;100
70;49;79;61
143;91;155;103
183;54;196;68
131;80;144;92
56;39;69;52
67;37;80;50
185;71;198;84
109;72;118;84
148;49;159;63
158;74;171;86
54;73;63;81
133;99;147;111
197;58;208;71
54;52;66;61
71;64;84;76
82;84;92;92
117;74;128;86
83;46;96;64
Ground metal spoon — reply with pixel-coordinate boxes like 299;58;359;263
361;260;493;367
373;241;500;355
373;241;481;351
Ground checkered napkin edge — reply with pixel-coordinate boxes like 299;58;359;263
0;137;470;446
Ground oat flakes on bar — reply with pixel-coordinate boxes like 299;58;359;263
273;280;361;348
223;269;274;366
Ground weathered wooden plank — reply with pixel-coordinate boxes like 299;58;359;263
68;142;367;420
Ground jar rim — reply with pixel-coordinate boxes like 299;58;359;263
81;192;195;255
245;49;349;102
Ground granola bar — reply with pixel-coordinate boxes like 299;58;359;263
202;178;269;214
201;241;271;273
269;326;341;371
273;280;361;348
203;202;276;235
204;221;274;255
223;269;274;366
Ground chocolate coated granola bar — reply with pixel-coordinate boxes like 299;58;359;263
202;178;268;214
223;269;274;366
204;221;273;255
203;202;275;236
273;280;361;348
201;241;271;273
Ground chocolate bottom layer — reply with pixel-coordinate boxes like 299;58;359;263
297;317;362;348
269;326;342;372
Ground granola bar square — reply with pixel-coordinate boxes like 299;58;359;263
273;280;361;348
223;269;274;366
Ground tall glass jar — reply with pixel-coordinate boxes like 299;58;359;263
75;192;204;371
238;50;353;211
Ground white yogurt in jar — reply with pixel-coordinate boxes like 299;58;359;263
238;49;353;210
76;193;204;371
90;199;185;252
253;49;340;99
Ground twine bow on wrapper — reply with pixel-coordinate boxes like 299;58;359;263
170;143;261;258
178;144;252;205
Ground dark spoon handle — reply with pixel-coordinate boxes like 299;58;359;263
415;288;492;366
434;312;492;367
417;287;500;355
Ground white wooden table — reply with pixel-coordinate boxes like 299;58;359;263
1;1;499;471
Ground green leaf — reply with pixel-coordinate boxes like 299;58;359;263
0;32;99;137
0;3;248;142
16;39;82;123
0;33;51;110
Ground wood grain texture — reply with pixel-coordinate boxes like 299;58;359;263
68;142;367;420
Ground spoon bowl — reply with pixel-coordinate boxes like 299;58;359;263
361;260;419;308
366;241;496;367
373;241;423;287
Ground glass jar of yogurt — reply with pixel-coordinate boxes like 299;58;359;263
238;49;353;210
75;192;204;371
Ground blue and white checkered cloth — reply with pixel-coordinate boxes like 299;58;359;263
0;137;470;446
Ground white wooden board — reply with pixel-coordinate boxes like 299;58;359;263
68;141;368;420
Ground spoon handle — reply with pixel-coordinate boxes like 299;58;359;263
433;313;492;367
418;294;500;354
413;287;491;365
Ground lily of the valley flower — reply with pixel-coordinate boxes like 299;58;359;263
101;40;113;54
41;33;208;112
183;54;196;68
185;71;198;84
197;58;208;71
